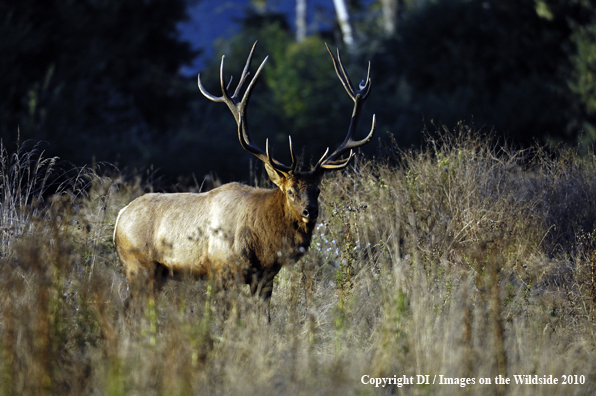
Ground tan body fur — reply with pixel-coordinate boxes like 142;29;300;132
114;182;315;299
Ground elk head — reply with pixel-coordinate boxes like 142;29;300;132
197;42;376;228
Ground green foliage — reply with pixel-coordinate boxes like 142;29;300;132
267;37;337;121
569;16;596;146
572;23;596;115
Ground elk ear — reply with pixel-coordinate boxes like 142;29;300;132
265;163;286;187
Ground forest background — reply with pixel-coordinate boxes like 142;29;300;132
2;0;596;183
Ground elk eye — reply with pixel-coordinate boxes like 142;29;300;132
288;190;295;199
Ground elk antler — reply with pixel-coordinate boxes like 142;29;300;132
198;41;296;176
313;44;376;172
237;115;296;176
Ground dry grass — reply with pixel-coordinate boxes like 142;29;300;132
1;127;596;395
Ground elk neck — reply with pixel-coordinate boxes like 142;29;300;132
251;186;314;255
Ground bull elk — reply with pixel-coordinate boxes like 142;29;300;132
113;42;375;316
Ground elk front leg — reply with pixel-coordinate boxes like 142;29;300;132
249;268;280;322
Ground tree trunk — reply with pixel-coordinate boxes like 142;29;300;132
296;0;307;42
381;0;399;36
332;0;354;49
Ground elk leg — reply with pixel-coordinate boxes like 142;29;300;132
153;261;171;292
249;269;275;297
249;269;278;322
261;278;274;323
122;257;159;304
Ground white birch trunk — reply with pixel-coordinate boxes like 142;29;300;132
381;0;398;36
332;0;354;48
296;0;307;42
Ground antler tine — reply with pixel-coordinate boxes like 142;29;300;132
320;151;355;169
340;114;376;152
197;55;231;103
315;147;330;169
237;115;295;175
319;115;375;171
197;66;222;103
362;61;372;92
325;44;371;101
219;55;231;101
198;43;268;123
233;41;258;99
237;54;268;123
226;75;234;92
335;48;356;97
325;44;353;99
315;147;355;170
236;53;273;161
314;45;376;172
199;43;294;176
357;61;372;99
266;138;295;173
287;135;297;173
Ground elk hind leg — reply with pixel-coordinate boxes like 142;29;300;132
122;256;160;307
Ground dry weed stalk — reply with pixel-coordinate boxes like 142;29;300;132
0;129;596;395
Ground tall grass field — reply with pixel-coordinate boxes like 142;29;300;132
1;128;596;395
